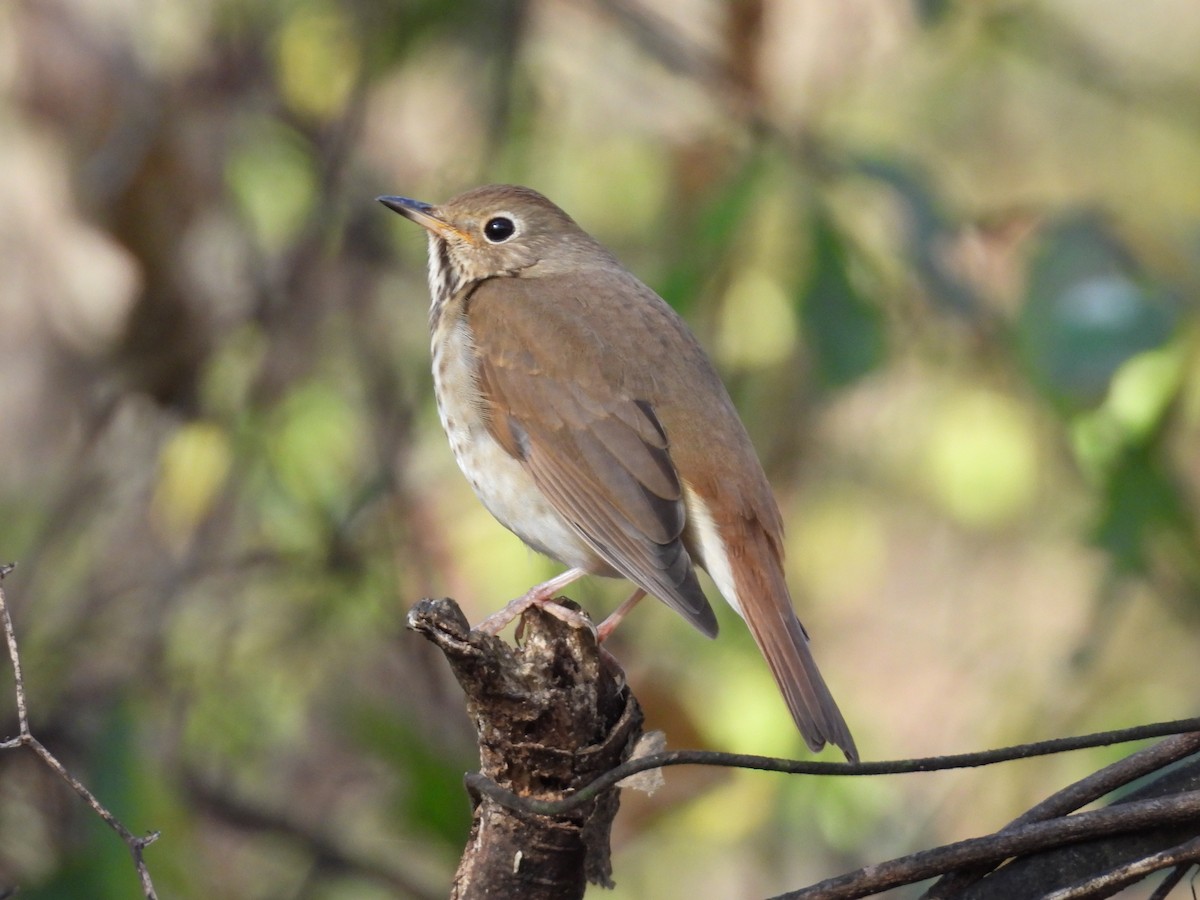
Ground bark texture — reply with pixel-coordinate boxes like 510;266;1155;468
407;597;643;899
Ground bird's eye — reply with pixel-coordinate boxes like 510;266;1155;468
483;216;516;243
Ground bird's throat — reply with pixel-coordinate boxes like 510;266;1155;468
426;235;461;330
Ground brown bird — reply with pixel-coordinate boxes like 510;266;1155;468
379;185;856;760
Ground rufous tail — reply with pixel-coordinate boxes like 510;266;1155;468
734;536;858;761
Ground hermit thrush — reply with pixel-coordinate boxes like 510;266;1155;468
380;185;856;760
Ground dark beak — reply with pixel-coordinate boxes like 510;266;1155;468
377;195;466;242
377;195;433;217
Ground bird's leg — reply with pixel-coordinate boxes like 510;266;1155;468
475;567;591;636
596;588;647;643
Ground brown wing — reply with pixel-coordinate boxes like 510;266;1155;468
467;273;718;637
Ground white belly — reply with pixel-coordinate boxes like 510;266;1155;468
431;315;604;572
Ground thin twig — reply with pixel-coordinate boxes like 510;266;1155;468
0;564;28;741
0;567;160;899
465;717;1200;817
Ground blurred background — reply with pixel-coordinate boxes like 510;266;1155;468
2;0;1199;896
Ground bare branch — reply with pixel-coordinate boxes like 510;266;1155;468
0;564;28;741
1043;836;1200;900
771;790;1200;900
0;566;161;899
927;731;1200;896
949;751;1200;899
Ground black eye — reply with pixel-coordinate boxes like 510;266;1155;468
483;216;516;243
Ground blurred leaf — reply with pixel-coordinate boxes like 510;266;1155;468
151;421;233;549
923;387;1040;527
1105;344;1187;440
657;153;765;316
914;0;954;26
200;323;269;418
716;269;797;369
1070;345;1187;491
1090;439;1192;578
789;485;887;601
275;4;360;120
362;0;481;73
1019;216;1178;410
856;159;981;320
265;381;367;520
1080;342;1197;587
351;706;472;850
800;214;887;389
226;118;318;252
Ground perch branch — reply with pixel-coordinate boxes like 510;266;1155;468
406;596;645;900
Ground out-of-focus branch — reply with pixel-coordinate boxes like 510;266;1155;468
0;566;161;900
182;772;443;900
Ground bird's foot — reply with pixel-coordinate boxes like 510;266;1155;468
475;567;591;636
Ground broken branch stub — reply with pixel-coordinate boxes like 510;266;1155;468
407;597;644;899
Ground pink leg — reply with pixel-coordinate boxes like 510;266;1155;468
476;567;591;635
596;588;647;643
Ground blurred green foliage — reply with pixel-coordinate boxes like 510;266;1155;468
801;212;888;389
1020;217;1179;409
2;0;1200;897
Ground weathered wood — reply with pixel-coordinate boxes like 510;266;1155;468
407;597;643;899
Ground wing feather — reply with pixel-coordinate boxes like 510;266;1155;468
469;276;718;636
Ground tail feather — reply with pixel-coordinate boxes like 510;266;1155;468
733;531;858;762
681;481;857;760
740;589;858;761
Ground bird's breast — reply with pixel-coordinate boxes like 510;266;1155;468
429;309;606;573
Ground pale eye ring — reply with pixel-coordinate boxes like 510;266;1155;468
483;216;517;243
